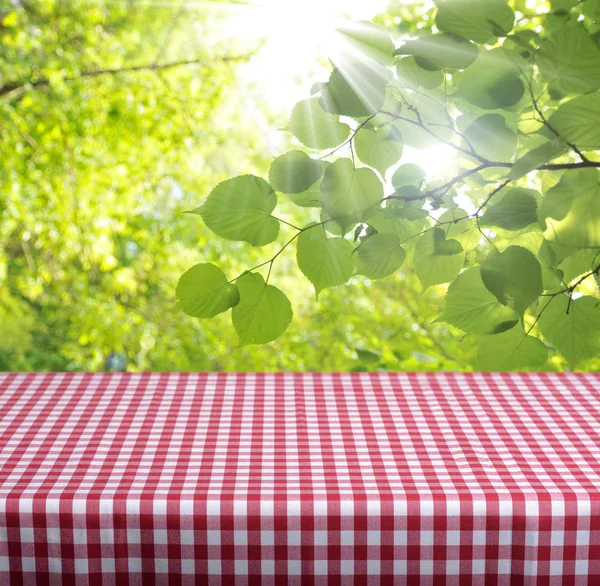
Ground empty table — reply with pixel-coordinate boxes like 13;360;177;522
1;372;599;585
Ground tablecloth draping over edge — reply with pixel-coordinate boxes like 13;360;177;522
0;372;599;585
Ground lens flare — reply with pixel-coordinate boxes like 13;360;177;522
201;0;387;108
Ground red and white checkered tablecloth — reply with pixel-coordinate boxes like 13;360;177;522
1;373;599;585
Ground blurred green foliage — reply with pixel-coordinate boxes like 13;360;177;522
1;0;590;372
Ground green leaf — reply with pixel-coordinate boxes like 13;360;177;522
320;208;346;236
319;63;389;117
196;175;279;246
582;0;600;20
456;48;524;110
335;21;394;66
550;91;600;150
551;0;578;11
434;0;515;43
391;164;426;189
368;86;403;128
354;124;404;176
320;158;384;235
538;294;600;367
288;161;329;208
386;197;429;220
269;150;322;195
356;233;406;280
395;57;444;90
539;168;600;248
413;228;465;289
355;348;381;364
503;30;539;53
538;240;564;291
296;226;354;297
480;188;539;230
463;114;517;162
286;98;350;150
432;227;463;255
396;33;478;70
232;272;293;345
480;246;543;314
477;326;548;371
440;267;519;335
176;263;240;318
537;26;600;94
367;209;426;243
508;139;566;180
558;250;598;284
395;97;453;148
439;208;480;250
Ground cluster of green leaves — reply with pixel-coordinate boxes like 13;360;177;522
2;0;476;373
180;0;600;370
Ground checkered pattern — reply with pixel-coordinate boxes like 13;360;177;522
1;372;599;585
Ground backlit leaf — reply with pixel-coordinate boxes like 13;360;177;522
480;246;543;314
354;124;404;176
367;208;426;243
177;264;240;318
439;208;480;250
320;158;384;235
539;168;600;248
196;175;279;246
435;0;515;44
319;63;389;117
477;326;548;371
508;139;566;180
414;228;465;289
538;240;565;291
537;26;600;94
336;21;395;66
550;91;600;150
356;233;406;280
286;98;350;150
288;161;329;208
269;150;323;195
396;57;444;90
232;272;293;345
391;164;426;189
396;34;478;70
296;226;354;297
481;188;539;230
463;114;517;162
395;96;453;148
538;294;600;367
456;48;524;110
440;268;519;335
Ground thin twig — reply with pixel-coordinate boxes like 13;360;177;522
318;114;376;160
0;55;250;97
522;61;589;163
474;180;511;216
379;109;489;163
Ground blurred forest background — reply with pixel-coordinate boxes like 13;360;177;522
0;0;593;372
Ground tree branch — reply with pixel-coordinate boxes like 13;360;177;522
524;66;590;163
318;114;377;160
474;180;511;216
385;164;489;204
0;55;249;97
378;110;600;175
380;109;488;163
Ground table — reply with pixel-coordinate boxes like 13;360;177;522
1;372;599;585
